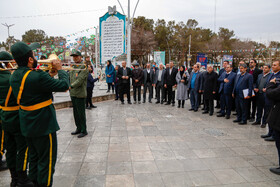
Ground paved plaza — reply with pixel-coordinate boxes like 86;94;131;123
1;98;280;186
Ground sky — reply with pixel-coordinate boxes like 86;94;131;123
0;0;279;45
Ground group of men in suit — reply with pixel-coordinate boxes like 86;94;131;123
188;59;280;139
116;61;178;106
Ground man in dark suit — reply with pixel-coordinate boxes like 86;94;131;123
266;76;280;175
143;63;155;103
216;61;229;109
217;64;236;119
232;63;253;125
247;59;263;122
201;65;218;116
261;60;280;141
132;62;143;104
117;61;132;104
154;63;166;104
187;64;202;111
253;64;272;126
164;61;178;106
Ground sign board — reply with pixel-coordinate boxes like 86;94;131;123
197;53;208;68
222;55;233;65
154;51;166;65
99;11;126;64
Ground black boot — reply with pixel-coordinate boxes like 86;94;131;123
17;171;34;187
178;100;181;108
9;168;18;187
182;100;185;108
0;159;8;171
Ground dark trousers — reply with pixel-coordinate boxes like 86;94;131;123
274;130;280;166
190;89;199;110
248;96;257;119
163;87;168;101
167;85;175;104
0;126;4;160
156;82;164;102
107;83;114;91
86;87;93;107
115;84;119;99
267;107;274;137
133;86;141;101
143;82;153;102
4;130;28;172
71;97;87;133
27;133;57;186
220;93;233;116
205;98;214;114
236;95;249;122
256;93;269;124
119;83;131;102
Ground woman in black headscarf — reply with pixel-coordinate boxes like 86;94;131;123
175;65;190;108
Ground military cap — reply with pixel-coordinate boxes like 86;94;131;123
70;50;82;56
11;42;40;59
29;42;41;50
11;42;32;59
0;51;13;60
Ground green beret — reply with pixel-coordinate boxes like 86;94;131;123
29;42;40;50
11;42;32;59
0;51;13;60
70;50;82;56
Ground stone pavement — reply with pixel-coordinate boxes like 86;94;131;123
1;98;280;186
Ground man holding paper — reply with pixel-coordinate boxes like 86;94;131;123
232;64;253;125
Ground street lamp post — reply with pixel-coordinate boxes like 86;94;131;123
117;0;140;68
2;23;15;51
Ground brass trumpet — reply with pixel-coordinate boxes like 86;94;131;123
38;54;87;71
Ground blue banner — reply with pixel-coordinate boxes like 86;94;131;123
197;53;208;68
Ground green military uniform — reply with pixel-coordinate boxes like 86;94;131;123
10;42;69;187
0;55;29;174
69;51;88;135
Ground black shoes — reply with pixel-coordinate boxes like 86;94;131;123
217;114;225;117
128;102;132;104
238;121;247;125
0;160;8;171
261;134;271;138
78;132;88;138
260;124;266;128
194;109;198;112
270;167;280;175
202;111;209;114
71;130;81;135
189;109;194;111
209;113;213;116
165;103;171;105
264;136;275;141
225;115;230;119
251;122;261;125
121;102;125;104
17;171;34;187
233;120;241;123
86;106;91;110
143;100;146;103
91;105;97;108
249;118;255;122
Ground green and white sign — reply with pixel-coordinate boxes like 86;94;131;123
154;51;166;65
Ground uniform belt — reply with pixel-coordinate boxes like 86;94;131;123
0;105;20;111
20;99;52;111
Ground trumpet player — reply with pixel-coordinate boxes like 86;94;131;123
69;51;89;138
10;41;69;187
0;51;34;186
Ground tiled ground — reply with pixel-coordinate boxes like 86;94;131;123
1;98;280;187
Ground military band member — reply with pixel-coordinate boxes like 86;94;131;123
69;51;88;138
10;42;69;187
0;51;34;186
